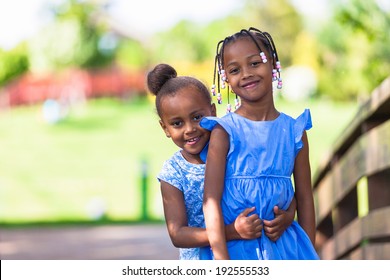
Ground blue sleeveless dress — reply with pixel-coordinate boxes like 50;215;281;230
200;109;319;260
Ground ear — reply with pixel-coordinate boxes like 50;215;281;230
159;120;171;138
211;103;217;117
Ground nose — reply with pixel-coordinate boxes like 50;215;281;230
185;123;196;134
242;66;253;79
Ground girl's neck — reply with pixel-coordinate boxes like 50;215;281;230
180;150;204;164
235;102;278;121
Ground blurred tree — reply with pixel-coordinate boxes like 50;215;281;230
0;44;29;86
150;20;207;63
116;38;148;70
147;0;303;92
28;0;115;73
316;0;390;101
242;0;303;66
149;0;302;68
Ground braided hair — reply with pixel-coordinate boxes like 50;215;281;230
211;27;282;112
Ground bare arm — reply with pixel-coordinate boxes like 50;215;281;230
293;131;316;245
203;125;230;259
161;181;210;248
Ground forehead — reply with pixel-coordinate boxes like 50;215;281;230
160;88;209;116
223;37;262;61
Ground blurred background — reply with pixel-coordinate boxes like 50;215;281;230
0;0;389;259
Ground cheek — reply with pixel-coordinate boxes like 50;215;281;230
201;128;211;139
226;75;237;87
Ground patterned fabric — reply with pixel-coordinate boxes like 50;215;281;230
200;109;319;260
158;151;211;260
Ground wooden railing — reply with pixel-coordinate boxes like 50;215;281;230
313;77;390;260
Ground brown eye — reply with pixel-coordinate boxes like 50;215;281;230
193;115;203;121
171;121;182;127
229;68;239;75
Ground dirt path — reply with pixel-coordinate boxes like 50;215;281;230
0;224;179;260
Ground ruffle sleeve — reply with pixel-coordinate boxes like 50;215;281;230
200;116;234;135
294;109;312;156
199;115;234;163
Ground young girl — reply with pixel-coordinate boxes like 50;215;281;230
147;63;297;260
201;28;320;260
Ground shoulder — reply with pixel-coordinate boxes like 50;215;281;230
200;113;236;136
159;151;184;177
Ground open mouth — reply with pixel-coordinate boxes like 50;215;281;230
186;136;200;145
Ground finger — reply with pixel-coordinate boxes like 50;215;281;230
254;218;262;226
239;206;256;217
264;223;281;233
263;219;277;227
274;206;287;216
265;230;279;240
262;219;271;226
246;214;261;222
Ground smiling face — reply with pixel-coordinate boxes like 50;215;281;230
223;37;274;106
159;86;216;164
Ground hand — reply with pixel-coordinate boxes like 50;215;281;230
234;207;262;240
263;206;295;241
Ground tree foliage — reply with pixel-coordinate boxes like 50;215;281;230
316;0;390;100
0;44;29;87
1;0;389;102
28;0;115;73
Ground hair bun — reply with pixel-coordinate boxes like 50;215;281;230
147;64;177;95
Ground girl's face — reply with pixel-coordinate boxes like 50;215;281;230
223;37;274;105
159;87;216;164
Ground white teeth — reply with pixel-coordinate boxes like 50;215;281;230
187;137;198;142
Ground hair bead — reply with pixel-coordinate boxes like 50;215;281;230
272;69;278;81
211;27;283;112
277;78;283;89
276;61;282;72
217;93;222;104
226;103;232;113
260;52;268;63
234;98;240;110
211;84;216;96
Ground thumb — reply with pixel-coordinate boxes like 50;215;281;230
273;205;281;215
240;206;256;217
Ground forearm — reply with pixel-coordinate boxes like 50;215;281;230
204;200;229;259
297;199;316;245
168;226;210;248
169;223;242;248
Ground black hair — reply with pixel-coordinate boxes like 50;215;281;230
212;27;282;103
146;63;211;117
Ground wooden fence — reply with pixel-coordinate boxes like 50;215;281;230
313;77;390;259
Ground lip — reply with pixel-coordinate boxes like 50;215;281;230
185;136;201;146
241;80;259;89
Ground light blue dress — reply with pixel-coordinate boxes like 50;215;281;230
158;151;212;260
200;109;319;260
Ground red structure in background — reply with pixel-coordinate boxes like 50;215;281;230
0;66;146;108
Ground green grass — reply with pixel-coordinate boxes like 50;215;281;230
0;97;357;224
